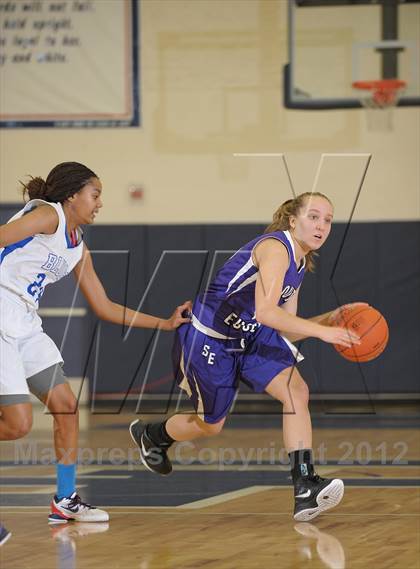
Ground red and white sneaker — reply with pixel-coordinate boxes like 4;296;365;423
48;492;109;524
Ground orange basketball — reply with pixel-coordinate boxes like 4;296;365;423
333;305;389;362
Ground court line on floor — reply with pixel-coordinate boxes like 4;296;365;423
176;484;420;509
176;485;275;509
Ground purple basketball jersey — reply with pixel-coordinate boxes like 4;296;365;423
192;230;306;339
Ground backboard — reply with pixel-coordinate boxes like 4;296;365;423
284;0;420;109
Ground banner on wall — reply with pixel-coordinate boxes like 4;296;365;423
0;0;139;128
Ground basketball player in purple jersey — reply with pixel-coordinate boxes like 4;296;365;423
130;192;363;521
0;162;191;526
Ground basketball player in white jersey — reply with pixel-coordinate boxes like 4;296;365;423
0;162;191;525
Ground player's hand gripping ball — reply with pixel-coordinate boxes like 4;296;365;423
331;304;389;362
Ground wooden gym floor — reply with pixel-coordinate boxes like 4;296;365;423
1;405;419;568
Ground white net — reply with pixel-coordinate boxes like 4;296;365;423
361;97;396;131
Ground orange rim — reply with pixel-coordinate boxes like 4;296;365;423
352;80;406;91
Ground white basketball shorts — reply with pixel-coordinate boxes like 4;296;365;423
0;288;63;398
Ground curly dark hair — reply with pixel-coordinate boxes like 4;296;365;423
21;162;98;203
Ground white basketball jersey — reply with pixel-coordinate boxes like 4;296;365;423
0;199;83;309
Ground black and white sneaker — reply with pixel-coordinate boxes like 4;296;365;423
129;419;172;476
293;475;344;521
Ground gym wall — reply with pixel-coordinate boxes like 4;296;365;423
0;1;419;399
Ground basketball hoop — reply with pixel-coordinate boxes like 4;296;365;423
352;79;407;131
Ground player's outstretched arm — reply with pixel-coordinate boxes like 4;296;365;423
0;205;58;247
73;245;191;331
254;239;359;348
